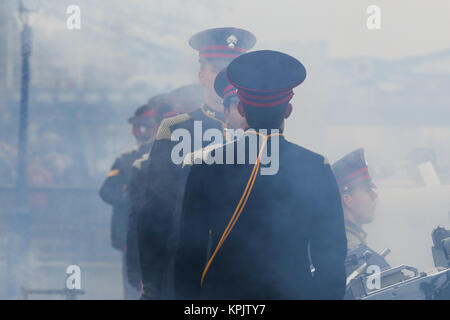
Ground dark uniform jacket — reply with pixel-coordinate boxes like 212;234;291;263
174;134;348;300
126;152;151;289
137;105;226;299
99;143;151;251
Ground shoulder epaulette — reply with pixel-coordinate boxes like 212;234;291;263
182;139;236;167
132;153;150;170
156;113;192;141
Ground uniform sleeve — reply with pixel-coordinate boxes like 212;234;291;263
309;161;348;299
99;157;128;206
174;165;209;299
137;137;180;299
126;162;146;290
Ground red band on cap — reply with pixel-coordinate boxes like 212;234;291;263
239;89;293;100
223;90;237;100
338;167;368;184
224;84;235;92
237;91;294;107
140;109;157;117
223;84;237;100
339;173;371;192
351;173;371;185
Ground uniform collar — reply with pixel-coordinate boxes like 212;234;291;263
345;219;367;239
202;104;226;122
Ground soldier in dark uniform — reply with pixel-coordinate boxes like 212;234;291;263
125;84;203;294
174;50;348;300
99;95;167;299
180;70;244;167
137;27;256;300
210;68;246;131
331;148;390;278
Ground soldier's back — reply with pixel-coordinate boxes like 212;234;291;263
176;134;347;299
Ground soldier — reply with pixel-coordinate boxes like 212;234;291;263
180;70;244;169
137;27;256;300
125;84;203;294
331;148;390;276
213;68;245;130
174;50;348;299
99;95;167;299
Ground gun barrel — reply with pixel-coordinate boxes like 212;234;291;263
380;248;391;258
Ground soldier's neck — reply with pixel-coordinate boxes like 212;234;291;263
344;209;363;229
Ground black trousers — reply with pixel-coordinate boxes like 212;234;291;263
122;251;141;300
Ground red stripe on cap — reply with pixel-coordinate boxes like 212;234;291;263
223;90;237;100
239;89;293;100
351;173;371;185
237;91;294;107
338;167;368;184
224;84;235;93
140;109;157;117
201;45;246;53
223;84;237;99
339;173;371;191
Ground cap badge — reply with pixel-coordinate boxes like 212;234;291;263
227;35;238;48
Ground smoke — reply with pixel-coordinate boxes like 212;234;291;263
0;0;449;299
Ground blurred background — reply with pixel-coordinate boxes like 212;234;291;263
0;0;449;299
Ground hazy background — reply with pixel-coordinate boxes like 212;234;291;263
0;0;449;299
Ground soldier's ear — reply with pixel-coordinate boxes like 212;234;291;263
342;193;353;209
284;103;293;119
237;102;245;117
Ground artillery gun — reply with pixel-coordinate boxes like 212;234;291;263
346;225;450;300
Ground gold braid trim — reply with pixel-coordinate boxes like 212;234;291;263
156;113;191;141
201;106;230;141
